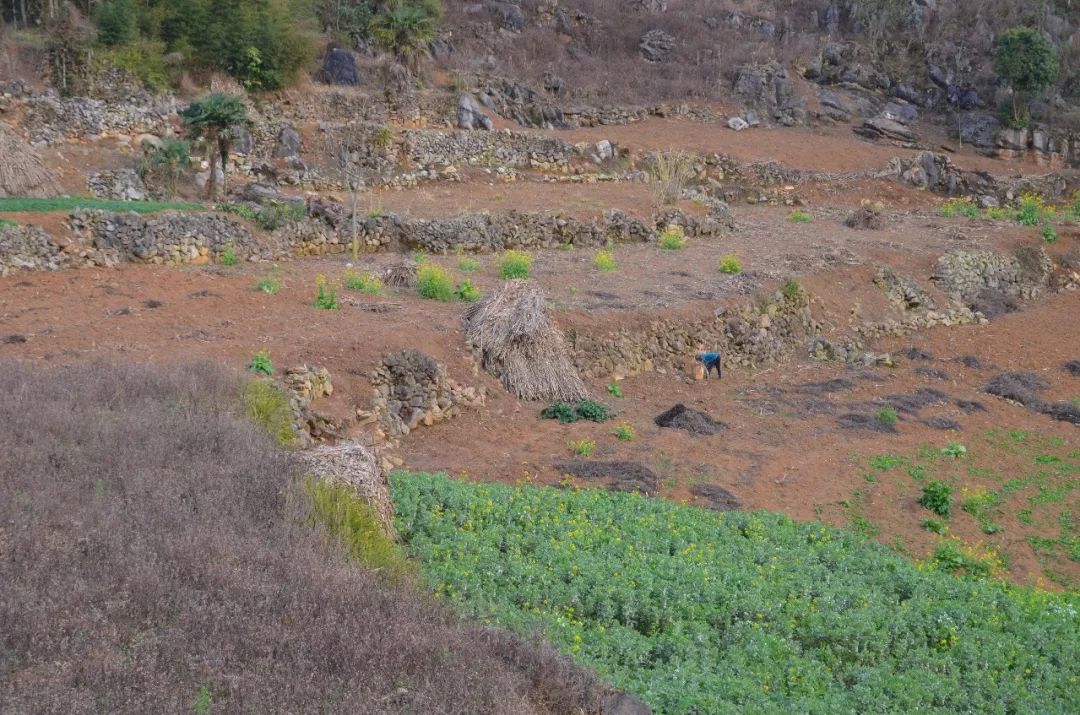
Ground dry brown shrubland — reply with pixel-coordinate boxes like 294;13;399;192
0;361;606;714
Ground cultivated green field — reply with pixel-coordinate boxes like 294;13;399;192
393;472;1080;714
0;197;203;213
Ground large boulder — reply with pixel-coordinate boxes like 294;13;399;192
272;126;302;158
639;29;675;62
733;61;806;125
957;111;1000;150
487;1;525;32
882;101;918;125
457;92;494;130
856;115;916;144
319;48;360;86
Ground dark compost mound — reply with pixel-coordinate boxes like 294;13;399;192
924;416;963;431
1064;360;1080;377
837;413;898;434
654;403;727;435
898;347;934;361
796;378;854;394
968;289;1019;319
982;372;1049;408
882;388;949;414
690;484;741;511
554;460;660;495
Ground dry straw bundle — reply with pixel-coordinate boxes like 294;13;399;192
463;280;588;402
0;124;60;197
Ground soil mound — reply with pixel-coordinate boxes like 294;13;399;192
969;289;1019;319
837;413;898;433
690;484;741;511
796;378;854;394
1039;401;1080;425
654;403;727;435
882;388;949;413
956;400;987;413
924;416;962;431
898;347;934;361
554;460;659;495
844;206;885;230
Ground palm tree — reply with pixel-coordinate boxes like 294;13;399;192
371;0;442;74
180;93;249;200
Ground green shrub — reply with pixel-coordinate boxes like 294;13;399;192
995;27;1060;128
417;263;454;301
313;275;340;310
921;518;946;534
392;472;1080;714
940;197;979;218
781;279;802;301
877;406;898;426
658;226;687;250
100;39;171;92
96;0;138;47
344;270;383;295
307;480;417;583
941;442;967;459
252;271;280;294
593;249;617;271
568;439;595;457
454;279;482;302
457;257;481;273
982;206;1011;221
139;137;190;198
247;349;273;376
1016;193;1045;226
541;399;612;424
920;480;954;517
1041;224;1058;244
254;202;305;231
718;255;742;275
612;422;635;441
607;382;623;398
787;210;813;223
500;250;533;279
242;380;295;447
221;243;239;266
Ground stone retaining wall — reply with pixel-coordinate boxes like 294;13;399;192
0;224;70;275
932;248;1053;301
402;128;574;170
70;210;258;265
570;285;818;379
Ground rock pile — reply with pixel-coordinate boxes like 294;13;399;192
932;248;1052;305
0;224;69;275
369;351;484;439
87;169;148;201
281;365;346;446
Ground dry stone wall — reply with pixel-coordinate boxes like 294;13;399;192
0;224;70;275
571;286;818;378
403;128;573;170
367;350;485;441
70;210;258;265
932;248;1053;302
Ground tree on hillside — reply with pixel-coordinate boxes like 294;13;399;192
370;0;441;73
180;93;248;200
995;27;1059;128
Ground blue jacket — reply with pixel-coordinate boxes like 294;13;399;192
697;352;721;366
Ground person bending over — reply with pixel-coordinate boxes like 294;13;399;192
696;351;722;380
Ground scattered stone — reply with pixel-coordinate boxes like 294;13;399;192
639;29;676;63
874;268;934;311
371;350;484;440
727;116;750;131
654;404;727;435
690;484;741;511
87;168;147;201
554;460;660;496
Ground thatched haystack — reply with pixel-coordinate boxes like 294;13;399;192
295;442;394;533
382;259;417;287
0;123;61;198
463;280;588;402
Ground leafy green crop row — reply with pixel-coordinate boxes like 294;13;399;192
0;197;203;214
392;472;1080;714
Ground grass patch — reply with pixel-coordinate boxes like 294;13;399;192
417;263;455;301
457;257;481;273
252;271;280;294
393;472;1080;714
306;480;418;583
499;250;533;279
220;243;239;266
1042;224;1058;244
541;399;613;424
718;254;742;275
0;197;203;214
877;406;899;426
658;226;687;250
243;379;296;448
247;349;274;377
787;209;814;223
607;382;623;398
593;249;617;271
940;197;980;218
612;422;636;441
343;270;383;295
568;439;596;457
